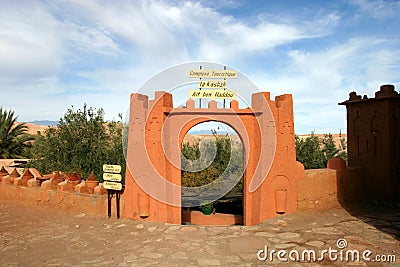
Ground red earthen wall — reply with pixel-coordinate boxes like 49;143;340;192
0;184;124;217
0;161;369;222
339;84;400;202
125;91;305;225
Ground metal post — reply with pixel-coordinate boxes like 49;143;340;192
116;191;120;219
199;65;202;108
107;189;112;218
223;66;226;108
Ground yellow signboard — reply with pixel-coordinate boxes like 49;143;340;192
103;164;121;173
188;89;236;99
188;70;237;79
103;173;122;182
199;80;226;88
103;181;123;190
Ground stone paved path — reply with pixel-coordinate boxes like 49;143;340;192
0;201;399;266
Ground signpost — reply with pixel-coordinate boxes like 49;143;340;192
188;89;236;99
103;181;123;190
103;164;123;218
103;164;121;173
188;69;238;78
198;80;227;88
188;67;237;108
103;173;122;182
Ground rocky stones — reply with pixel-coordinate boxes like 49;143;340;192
0;201;399;267
308;226;344;235
276;232;301;239
305;240;325;248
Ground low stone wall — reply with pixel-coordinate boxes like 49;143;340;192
297;168;340;210
0;183;125;217
0;158;365;223
297;162;365;211
0;168;347;220
0;167;125;217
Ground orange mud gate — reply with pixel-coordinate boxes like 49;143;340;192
125;91;305;226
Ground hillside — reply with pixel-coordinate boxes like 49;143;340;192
27;120;58;126
19;122;50;135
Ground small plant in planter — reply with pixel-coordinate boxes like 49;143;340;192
200;201;215;215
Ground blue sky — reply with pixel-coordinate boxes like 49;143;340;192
0;0;399;133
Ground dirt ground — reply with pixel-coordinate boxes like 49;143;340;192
0;200;399;266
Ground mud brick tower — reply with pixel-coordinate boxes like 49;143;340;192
339;84;400;202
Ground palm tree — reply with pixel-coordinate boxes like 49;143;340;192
0;107;34;159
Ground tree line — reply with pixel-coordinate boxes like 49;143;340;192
0;105;125;181
295;134;347;169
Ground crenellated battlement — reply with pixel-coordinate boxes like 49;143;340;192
132;90;294;114
341;84;400;104
0;166;116;216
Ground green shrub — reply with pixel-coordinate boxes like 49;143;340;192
29;104;125;181
181;130;243;191
295;133;347;169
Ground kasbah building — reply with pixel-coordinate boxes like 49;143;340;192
0;79;399;266
0;84;399;225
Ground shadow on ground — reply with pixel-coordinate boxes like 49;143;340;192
341;201;400;241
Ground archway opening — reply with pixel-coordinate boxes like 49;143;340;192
181;121;244;225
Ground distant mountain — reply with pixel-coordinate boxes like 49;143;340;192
27;120;59;126
188;129;214;134
188;129;236;134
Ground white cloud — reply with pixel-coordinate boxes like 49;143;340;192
0;0;399;134
50;0;338;64
63;22;119;55
197;22;302;62
53;0;190;65
0;2;63;90
248;36;400;133
351;0;400;18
